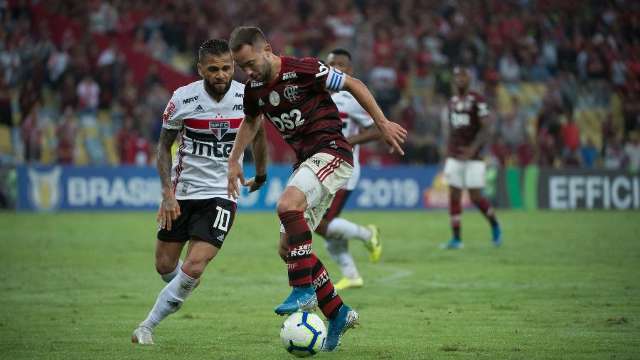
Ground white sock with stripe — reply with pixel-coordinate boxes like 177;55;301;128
140;269;197;329
326;218;371;243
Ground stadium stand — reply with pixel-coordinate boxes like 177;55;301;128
1;0;639;169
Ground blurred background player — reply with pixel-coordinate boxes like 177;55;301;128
315;48;382;290
131;39;267;344
227;26;407;351
442;66;502;249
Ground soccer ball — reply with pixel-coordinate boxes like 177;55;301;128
280;311;327;357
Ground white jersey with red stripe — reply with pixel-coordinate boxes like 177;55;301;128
161;80;245;201
330;90;374;190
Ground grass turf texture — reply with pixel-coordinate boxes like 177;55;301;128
1;210;638;359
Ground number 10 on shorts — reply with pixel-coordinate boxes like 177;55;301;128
213;206;231;232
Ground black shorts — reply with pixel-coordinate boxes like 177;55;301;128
157;197;237;248
322;189;352;222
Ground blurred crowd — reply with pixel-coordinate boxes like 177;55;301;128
1;0;640;171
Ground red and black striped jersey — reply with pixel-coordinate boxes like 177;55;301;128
243;56;353;167
447;91;490;160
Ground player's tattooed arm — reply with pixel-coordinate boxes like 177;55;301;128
156;128;180;230
343;76;407;155
157;128;179;193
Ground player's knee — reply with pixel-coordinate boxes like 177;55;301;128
155;256;178;275
182;253;216;279
181;259;206;279
469;191;482;203
276;190;306;215
276;199;303;215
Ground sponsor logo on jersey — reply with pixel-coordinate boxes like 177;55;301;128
250;81;264;88
282;71;297;80
183;95;199;104
235;92;243;98
162;101;176;123
233;104;243;111
269;90;280;106
290;244;312;257
283;84;300;103
209;121;230;141
195;104;205;112
27;167;62;211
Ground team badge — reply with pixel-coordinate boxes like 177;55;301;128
283;85;300;103
27;167;62;211
269;91;280;106
209;121;230;141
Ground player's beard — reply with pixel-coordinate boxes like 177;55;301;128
259;60;272;83
204;79;231;99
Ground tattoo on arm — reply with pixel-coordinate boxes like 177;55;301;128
157;128;179;192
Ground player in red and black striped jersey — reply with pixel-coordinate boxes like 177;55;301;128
226;26;407;351
442;66;502;249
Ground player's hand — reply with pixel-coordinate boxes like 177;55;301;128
157;193;181;231
227;161;245;200
244;174;267;193
379;119;408;155
459;146;475;161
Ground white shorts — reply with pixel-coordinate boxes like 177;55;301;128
443;158;486;189
280;152;353;232
345;161;360;191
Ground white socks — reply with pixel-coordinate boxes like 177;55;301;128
141;269;198;329
325;237;361;279
326;218;372;243
160;259;183;283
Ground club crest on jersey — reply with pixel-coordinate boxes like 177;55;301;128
283;85;300;103
269;90;280;106
209;121;229;140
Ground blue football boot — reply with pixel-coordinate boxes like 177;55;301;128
274;286;317;316
492;224;502;247
323;304;359;351
441;237;463;249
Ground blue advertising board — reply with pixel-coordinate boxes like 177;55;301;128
16;165;441;211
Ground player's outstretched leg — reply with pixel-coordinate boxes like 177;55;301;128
325;236;363;290
442;186;463;249
469;190;502;246
132;268;198;345
275;192;318;315
309;254;358;351
132;240;216;344
326;218;381;263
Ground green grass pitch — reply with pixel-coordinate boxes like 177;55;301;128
1;210;639;359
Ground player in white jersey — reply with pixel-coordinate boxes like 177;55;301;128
313;49;382;290
132;39;267;345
